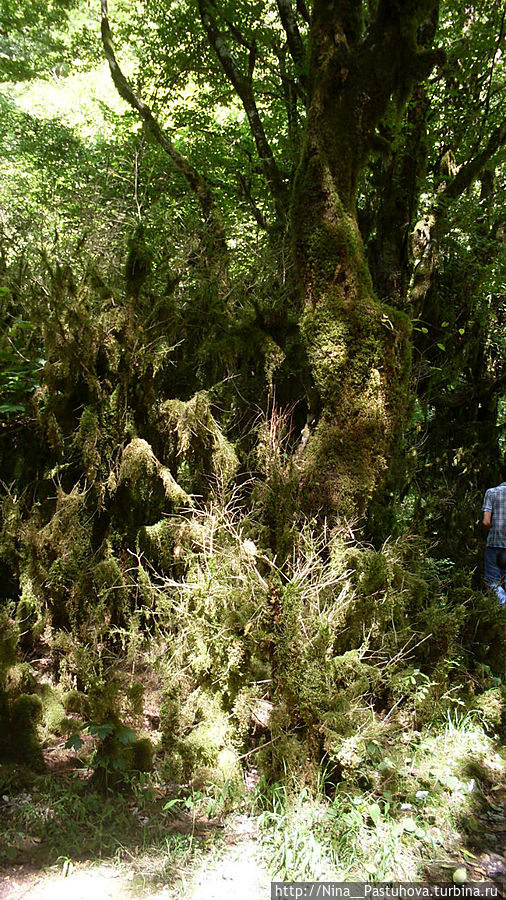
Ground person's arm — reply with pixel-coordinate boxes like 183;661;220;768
483;489;492;529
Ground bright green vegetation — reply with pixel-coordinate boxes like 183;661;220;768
0;0;505;886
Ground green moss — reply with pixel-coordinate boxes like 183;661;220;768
63;689;90;716
473;688;504;729
117;438;189;526
75;405;110;483
137;564;156;607
6;663;37;698
119;437;157;488
330;650;381;691
186;719;228;767
138;519;176;571
16;574;44;643
0;495;22;567
292;131;412;520
159;392;238;496
39;684;69;735
0;610;19;685
8;693;45;770
191;747;243;791
132;736;154;772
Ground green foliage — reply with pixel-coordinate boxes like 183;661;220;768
0;0;505;845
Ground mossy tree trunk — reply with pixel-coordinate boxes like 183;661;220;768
292;0;443;520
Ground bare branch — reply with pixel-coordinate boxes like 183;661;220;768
100;0;227;256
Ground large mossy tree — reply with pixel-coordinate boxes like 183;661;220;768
1;0;505;784
98;0;505;527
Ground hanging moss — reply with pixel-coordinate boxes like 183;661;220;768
0;495;22;569
0;610;19;683
117;438;189;525
16;574;44;645
159;392;238;496
75;406;101;482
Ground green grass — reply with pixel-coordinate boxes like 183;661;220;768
251;715;506;882
0;767;224;872
1;712;504;887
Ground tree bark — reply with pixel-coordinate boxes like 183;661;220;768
291;0;443;520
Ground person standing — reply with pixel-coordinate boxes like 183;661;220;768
482;463;506;605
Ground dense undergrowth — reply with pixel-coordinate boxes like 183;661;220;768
1;242;505;882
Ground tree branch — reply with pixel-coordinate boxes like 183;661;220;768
100;0;227;256
275;0;307;91
207;0;255;52
197;0;288;223
442;117;506;203
237;172;270;230
295;0;310;25
474;5;506;156
274;43;301;151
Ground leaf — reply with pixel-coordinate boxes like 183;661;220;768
402;817;418;833
0;403;26;413
116;726;137;745
87;722;115;739
368;802;381;825
440;774;462;791
65;734;84;751
163;798;183;812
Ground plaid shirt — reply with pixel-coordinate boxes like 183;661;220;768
482;482;506;548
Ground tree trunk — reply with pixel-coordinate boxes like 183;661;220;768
291;0;442;521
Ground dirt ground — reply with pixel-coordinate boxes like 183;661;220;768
0;826;271;900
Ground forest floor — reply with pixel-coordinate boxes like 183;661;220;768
0;817;270;899
1;755;506;899
2;707;506;898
